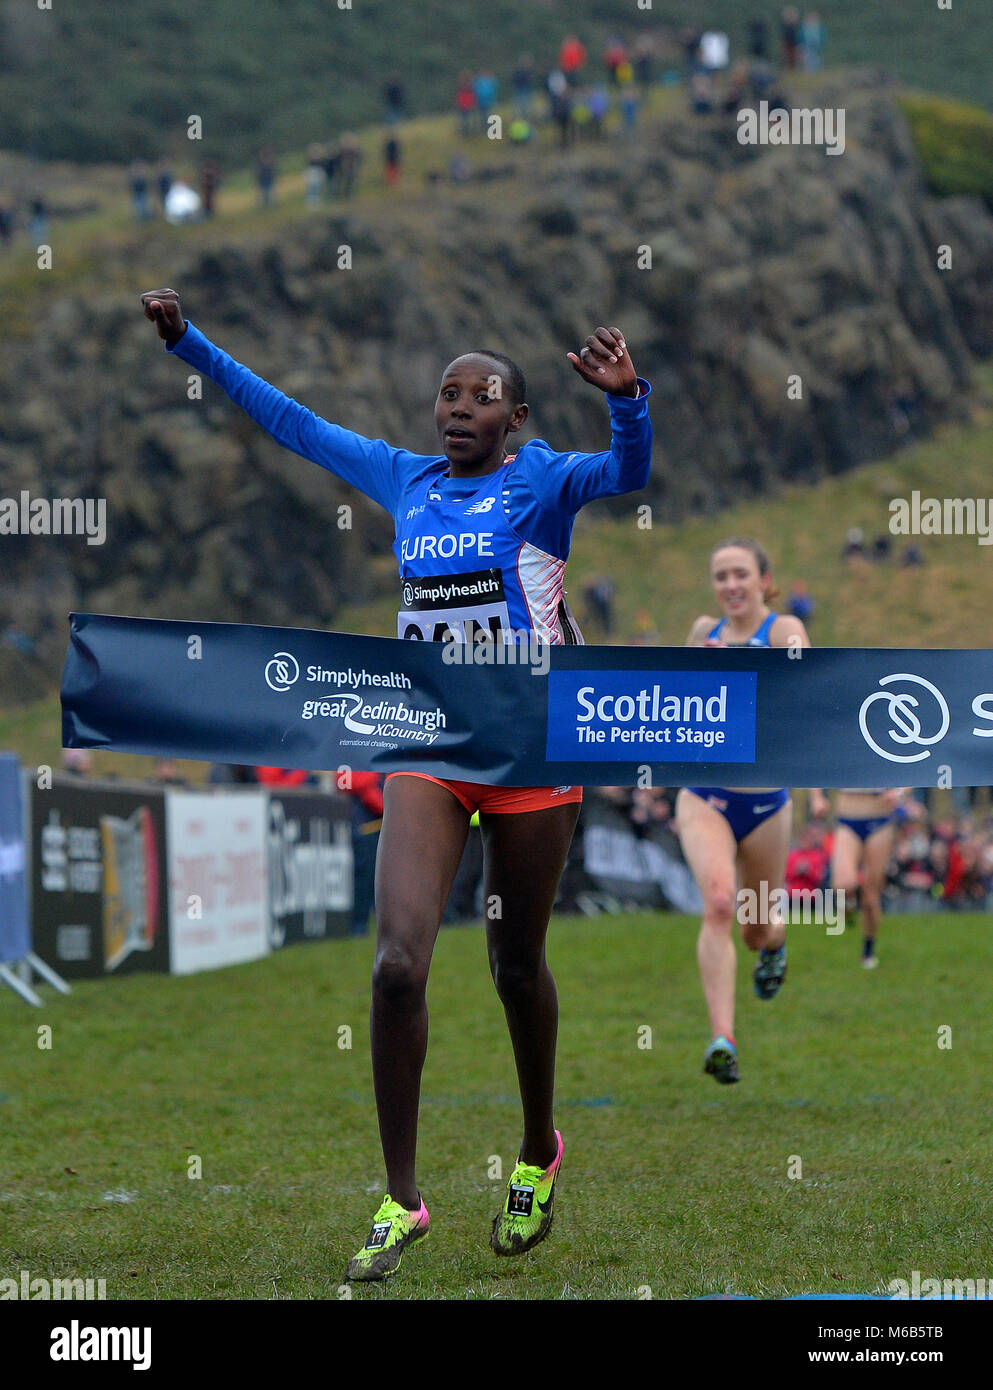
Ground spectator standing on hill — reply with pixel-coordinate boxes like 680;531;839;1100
781;7;801;70
871;533;891;562
723;62;750;113
28;195;49;246
257;148;277;207
551;80;575;147
618;63;639;130
155;158;173;214
749;59;775;99
512;55;536;118
603;35;628;85
748;18;769;59
455;72;477;137
383;135;401;185
337;134;362;198
546;67;567;115
680;25;702;73
164;179;200;224
558;33;587;86
584;577;615;633
305;144;326;206
699;30;730;75
843;526;865;560
129;160;152;222
473;69;498;134
689;70;715;115
200;160;220;217
0;200;12;248
588;85;609;138
634;35;656;91
384;74;406;124
323;142;342;199
800;12;825;71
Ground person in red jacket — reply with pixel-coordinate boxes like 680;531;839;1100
254;766;310;787
558;33;587;86
785;822;828;900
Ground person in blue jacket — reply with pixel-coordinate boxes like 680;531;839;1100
141;286;652;1281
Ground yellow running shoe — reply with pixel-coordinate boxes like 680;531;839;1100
345;1194;429;1281
490;1131;563;1256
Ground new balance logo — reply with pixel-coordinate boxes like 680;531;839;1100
464;496;496;515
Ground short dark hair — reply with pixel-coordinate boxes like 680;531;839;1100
467;349;527;406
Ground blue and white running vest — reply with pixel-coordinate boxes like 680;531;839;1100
394;455;583;645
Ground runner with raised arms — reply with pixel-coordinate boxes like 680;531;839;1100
141;289;652;1278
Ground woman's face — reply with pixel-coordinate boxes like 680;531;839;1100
710;546;765;618
434;355;527;467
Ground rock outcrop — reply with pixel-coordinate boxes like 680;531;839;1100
3;73;993;700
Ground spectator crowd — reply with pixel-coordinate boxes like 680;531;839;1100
0;10;831;246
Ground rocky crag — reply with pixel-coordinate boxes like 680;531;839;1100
2;72;993;702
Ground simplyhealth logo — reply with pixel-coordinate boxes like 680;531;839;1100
545;671;757;762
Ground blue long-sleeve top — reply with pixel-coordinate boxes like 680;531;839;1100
166;321;653;564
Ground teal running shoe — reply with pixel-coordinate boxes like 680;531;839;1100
754;941;787;999
704;1035;740;1085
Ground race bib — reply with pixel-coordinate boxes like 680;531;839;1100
397;569;512;642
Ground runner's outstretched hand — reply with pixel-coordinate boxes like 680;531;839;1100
567;326;639;397
140;288;187;346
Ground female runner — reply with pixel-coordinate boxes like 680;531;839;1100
675;539;811;1084
141;289;652;1278
809;786;916;967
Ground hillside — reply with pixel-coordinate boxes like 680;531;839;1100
2;72;993;709
1;0;991;166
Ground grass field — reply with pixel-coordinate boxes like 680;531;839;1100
1;911;989;1301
